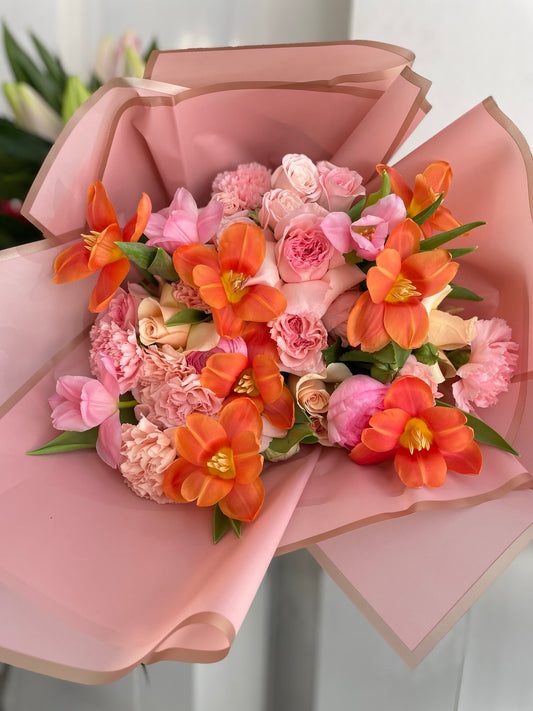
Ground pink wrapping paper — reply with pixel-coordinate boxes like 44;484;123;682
0;42;530;680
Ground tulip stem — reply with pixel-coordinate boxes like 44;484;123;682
118;399;137;409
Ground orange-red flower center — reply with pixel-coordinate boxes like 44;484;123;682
221;270;250;304
399;417;433;454
206;446;236;480
384;273;421;303
233;368;260;397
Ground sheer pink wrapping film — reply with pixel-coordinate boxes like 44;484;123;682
0;43;529;681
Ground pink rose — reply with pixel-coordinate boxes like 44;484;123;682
258;189;305;230
316;160;365;212
327;374;389;449
270;312;328;375
119;417;176;504
271;153;321;201
274;205;341;283
322;289;361;346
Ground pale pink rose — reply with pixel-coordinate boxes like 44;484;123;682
99;287;138;329
452;318;519;412
322;193;406;259
274;205;341;283
135;373;223;428
322;289;361;346
89;318;143;394
258;189;305;230
119;417;176;504
270;313;328;375
271;154;321;201
212;162;271;211
400;356;443;398
212;191;243;217
316;160;365;212
327;374;389;449
172;281;211;312
145;187;223;252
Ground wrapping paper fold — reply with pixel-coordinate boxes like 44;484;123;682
0;42;531;681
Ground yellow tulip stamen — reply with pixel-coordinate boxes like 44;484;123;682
221;270;250;304
234;368;260;397
399;417;433;455
206;447;236;480
82;231;99;251
357;226;376;241
385;274;421;303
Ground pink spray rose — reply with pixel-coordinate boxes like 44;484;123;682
270;313;328;375
327;374;389;449
271;153;321;201
316;160;365;212
119;417;176;504
452;318;519;412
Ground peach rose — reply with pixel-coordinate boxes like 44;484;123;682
138;282;191;348
316;160;365;212
271;153;321;201
258;189;305;230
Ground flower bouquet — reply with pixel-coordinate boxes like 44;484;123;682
1;41;532;680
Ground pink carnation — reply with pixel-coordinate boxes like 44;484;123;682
89;318;143;394
119;417;176;504
327;375;389;449
452;318;519;412
400;356;443;399
270;313;328;375
172;281;211;312
212;162;271;212
136;344;195;383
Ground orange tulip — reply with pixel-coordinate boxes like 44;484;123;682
347;219;458;351
377;161;462;236
163;398;265;522
350;376;482;487
53;181;151;312
173;222;286;339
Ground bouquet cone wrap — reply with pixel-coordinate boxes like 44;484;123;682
0;42;529;681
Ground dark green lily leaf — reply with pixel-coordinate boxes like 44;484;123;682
165;308;211;326
419;221;485;251
30;33;67;88
436;402;518;456
448;246;478;258
0;117;52;165
411;193;444;226
27;428;98;455
147;247;179;281
447;283;483;301
365;169;391;209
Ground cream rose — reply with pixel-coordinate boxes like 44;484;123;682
258;188;305;230
138;282;191;348
271;153;321;201
427;310;478;350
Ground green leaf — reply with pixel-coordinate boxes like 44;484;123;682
165;308;211;326
229;518;242;538
413;342;439;366
294;404;311;425
419;221;485;251
61;76;91;122
340;349;378;364
143;39;158;63
447;283;483;301
391;341;411;370
365;169;391;209
347;196;366;222
436;402;518;456
27;428;98;455
0;117;52;164
212;504;242;543
267;423;319;455
322;338;343;367
147;247;179;281
343;249;363;265
411;193;444;226
448;246;478;258
116;240;156;270
446;348;471;370
30;33;67;87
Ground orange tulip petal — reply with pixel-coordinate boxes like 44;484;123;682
409;174;437;216
53;242;93;283
219;397;263;443
443;441;482;475
212;304;246;340
163;458;198;503
87;181;118;232
263;386;295;430
420;407;473;452
173;243;219;286
175;413;228;465
394;446;447;488
350;442;395;465
422;161;453;197
385;218;422;260
87;223;123;271
233;284;287;322
122;193;152;242
243;322;279;361
218;222;266;277
252;355;283;403
363;408;411;452
367;249;401;303
194;264;231;309
89;258;130;313
428;206;463;234
383;300;429;350
402;249;458;298
346;292;389;352
201;352;249;397
194;473;234;507
384;376;434;415
376;164;413;208
232;432;264;484
219;478;265;522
